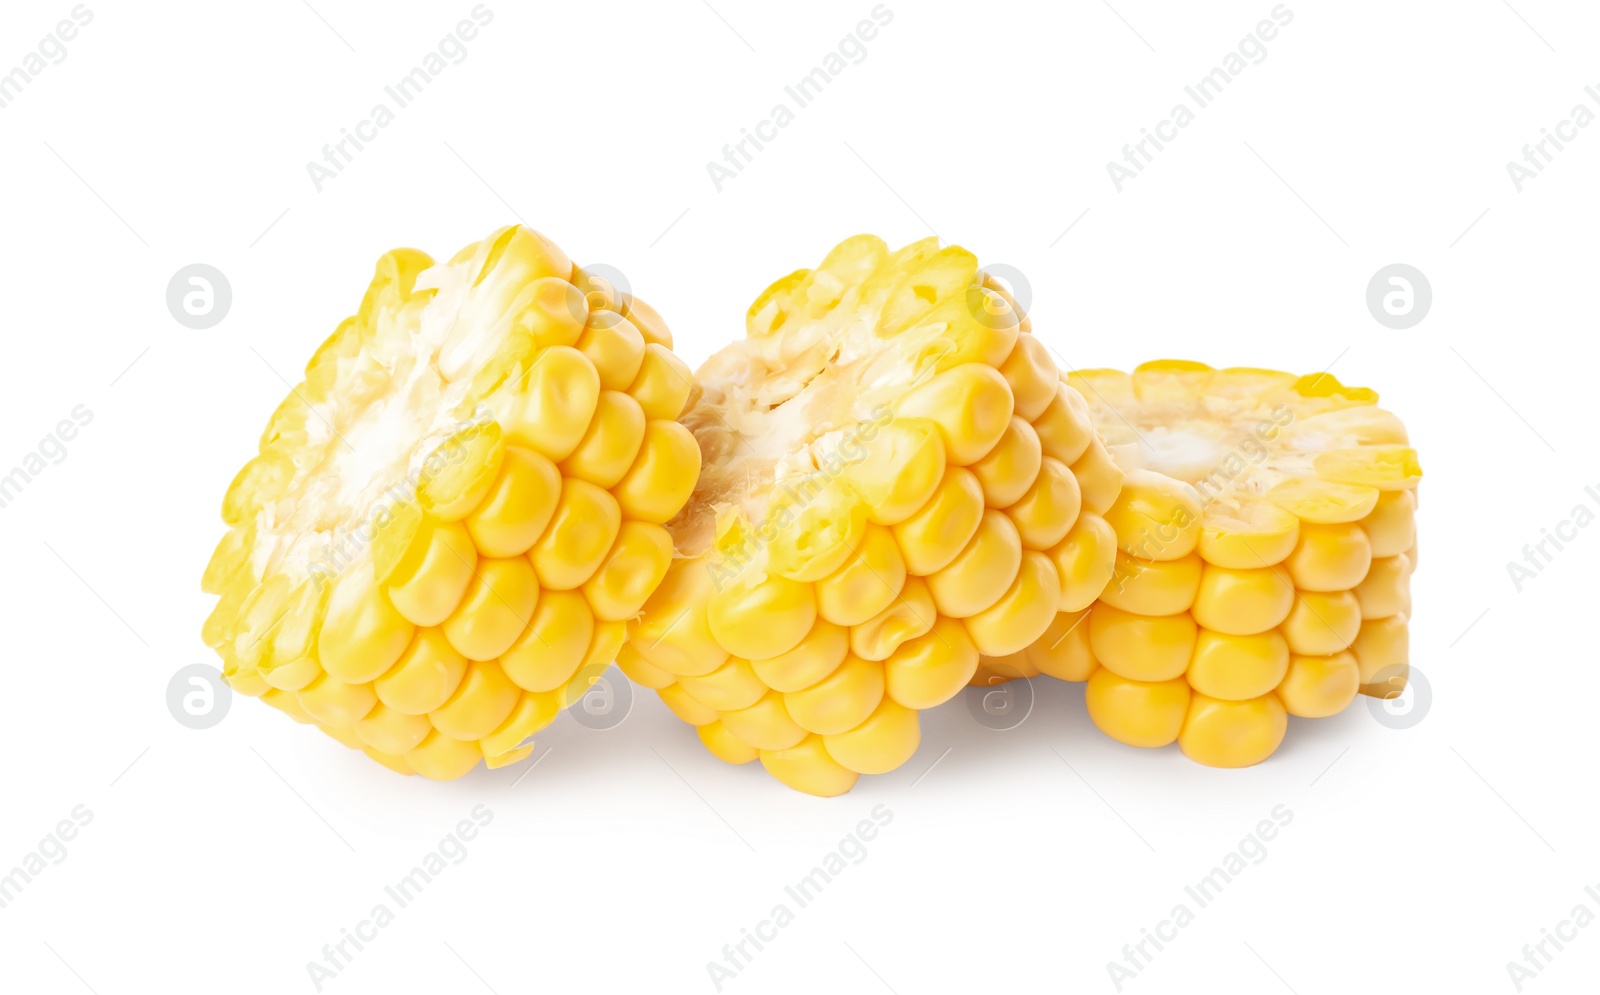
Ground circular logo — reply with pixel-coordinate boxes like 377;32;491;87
964;676;1034;731
1365;665;1431;730
1365;264;1431;330
968;263;1031;331
564;665;634;731
568;263;632;329
166;264;232;329
167;664;232;729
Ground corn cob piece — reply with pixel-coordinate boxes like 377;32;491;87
623;235;1123;796
201;226;701;779
973;361;1420;767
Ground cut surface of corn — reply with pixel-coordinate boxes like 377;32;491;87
624;235;1122;796
201;226;700;779
973;361;1420;768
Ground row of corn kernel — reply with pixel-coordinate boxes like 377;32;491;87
976;465;1417;766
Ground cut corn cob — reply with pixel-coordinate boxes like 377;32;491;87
973;361;1420;768
201;226;700;779
623;235;1122;796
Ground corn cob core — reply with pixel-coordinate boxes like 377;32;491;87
974;361;1420;768
200;226;701;779
623;235;1123;796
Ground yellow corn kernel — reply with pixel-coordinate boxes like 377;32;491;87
1197;501;1300;568
374;628;468;714
560;390;646;489
1278;651;1360;718
297;672;378;728
1313;446;1422;491
750;620;850;692
1050;512;1118;612
895;363;1015;465
1089;605;1197;682
1267;478;1380;524
613;420;702;525
262;686;315;724
498;589;594;692
464;446;562;558
441;556;539;661
1178;693;1287;768
761;735;860;797
512;276;586;350
429;660;520;740
698;721;760;765
384;519;478;628
1361;488;1417;558
1190;564;1295;635
1008;457;1082;551
851;577;936;661
763;483;868;583
844;420;947;526
1071;440;1125;516
893;467;985;576
784;655;885;735
1105;469;1202;562
822;698;920;775
1355;553;1412;619
1353;613;1409;691
319;568;416;684
816;525;907;627
630;563;729;677
1033;381;1097;466
676;657;769;712
575;314;646;392
720;691;809;751
928;510;1022;618
355;702;432;756
1286;522;1373;592
707;573;817;662
1022;609;1095;682
416;423;505;522
999;333;1060;422
963;550;1061;656
1085;668;1190;747
615;642;675;690
883;616;979;709
506;345;601;462
407;730;484;781
1100;552;1203;617
479;691;561;761
530;478;621;590
582;521;674;622
628;343;694;420
658;682;720;726
1186;629;1290;701
1283;589;1362;656
971;417;1042;509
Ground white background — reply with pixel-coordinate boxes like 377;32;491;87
1;1;1595;992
